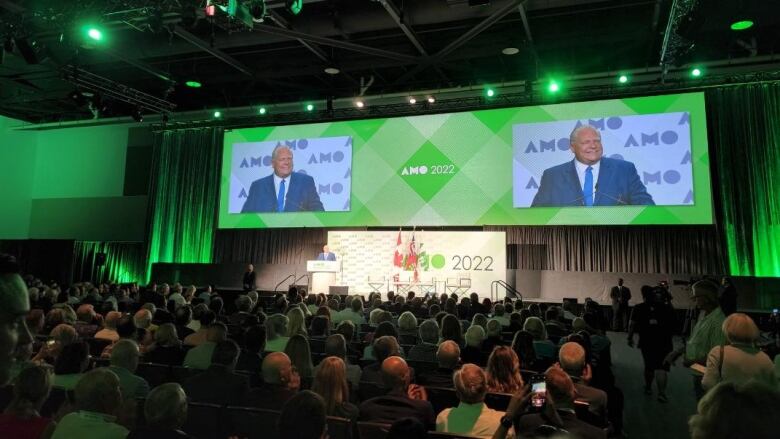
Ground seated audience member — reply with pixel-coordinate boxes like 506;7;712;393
236;324;266;374
51;368;128;439
702;313;775;391
182;340;248;406
387;418;427;439
363;321;403;361
492;303;510;327
182;310;216;346
508;312;525;333
53;341;90;390
418;340;461;388
0;365;56;438
471;313;488;330
440;314;464;347
436;364;507;439
133;309;157;345
265;313;291;352
144;323;186;366
108;339;150;400
186;304;207;333
335;321;361;358
285;334;314;386
74;304;100;338
407;320;439;363
127;383;191;438
32;323;77;365
230;295;259;328
95;311;122;341
398;311;419;342
310;316;331;338
312;356;359;421
279;391;328;439
359;356;435;429
313;334;361;389
335;297;367;326
558;342;607;422
174;306;195;340
516;368;606;439
361;335;402;384
511;330;539;372
243;352;300;409
482;319;504;354
523;317;558;361
26;309;46;338
689;380;780;439
101;315;143;358
287;307;308;338
183;322;227;370
486;346;524;394
462;324;487;366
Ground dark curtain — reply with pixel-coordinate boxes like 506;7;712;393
706;84;780;277
493;226;722;273
213;229;327;264
0;239;74;285
72;241;146;284
146;128;223;280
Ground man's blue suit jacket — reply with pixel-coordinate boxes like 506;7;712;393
241;172;324;213
316;252;336;261
531;157;655;207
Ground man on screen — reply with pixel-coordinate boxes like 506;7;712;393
241;144;325;213
531;125;655;207
316;245;336;261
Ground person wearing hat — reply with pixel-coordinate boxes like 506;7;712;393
664;279;726;399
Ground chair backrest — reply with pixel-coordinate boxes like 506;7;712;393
86;338;112;356
40;387;72;418
171;366;201;384
406;360;438;374
424;386;459;415
358;381;388;402
183;401;225;439
484;392;512;411
226;406;281;439
0;385;13;412
136;362;172;388
327;416;353;439
357;421;390;439
429;431;482;439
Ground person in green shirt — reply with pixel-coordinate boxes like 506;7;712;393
51;368;129;439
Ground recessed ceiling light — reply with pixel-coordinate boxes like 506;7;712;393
408;97;417;104
502;47;519;55
324;67;340;75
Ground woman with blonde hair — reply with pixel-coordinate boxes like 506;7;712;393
485;346;524;394
702;313;775;390
285;334;314;388
286;307;308;337
311;356;359;421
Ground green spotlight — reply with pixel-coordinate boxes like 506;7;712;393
185;80;202;88
548;80;560;93
87;28;103;41
287;0;303;15
306;103;314;112
618;75;628;84
213;110;222;118
691;67;702;77
258;107;267;115
486;88;495;98
730;20;754;31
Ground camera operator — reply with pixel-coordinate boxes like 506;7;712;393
627;286;676;402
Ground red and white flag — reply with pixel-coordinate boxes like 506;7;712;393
407;232;419;282
393;229;404;268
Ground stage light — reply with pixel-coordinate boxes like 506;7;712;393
213;110;222;118
249;0;267;22
355;100;364;108
324;67;340;75
691;67;702;77
258;107;267;115
205;4;216;16
730;20;754;31
306;103;314;111
501;47;519;55
87;28;103;41
408;97;417;104
286;0;303;15
427;96;435;104
548;80;560;93
185;80;202;88
485;87;495;98
618;75;628;84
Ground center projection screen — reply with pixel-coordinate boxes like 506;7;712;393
219;92;712;228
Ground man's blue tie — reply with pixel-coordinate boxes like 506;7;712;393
277;179;286;212
583;166;594;206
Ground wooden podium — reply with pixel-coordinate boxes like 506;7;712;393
307;260;341;294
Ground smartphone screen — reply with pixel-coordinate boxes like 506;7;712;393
531;381;546;408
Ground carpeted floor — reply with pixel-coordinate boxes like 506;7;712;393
608;332;698;439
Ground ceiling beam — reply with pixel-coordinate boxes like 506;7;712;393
173;26;255;77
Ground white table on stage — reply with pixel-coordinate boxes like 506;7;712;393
307;260;341;294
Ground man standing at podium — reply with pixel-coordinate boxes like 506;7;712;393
316;245;336;261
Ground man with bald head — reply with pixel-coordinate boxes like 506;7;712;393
558;341;607;422
241;143;324;213
243;351;300;409
436;364;507;438
531;124;654;207
359;356;435;429
418;340;461;387
516;367;606;439
0;254;33;387
52;368;128;438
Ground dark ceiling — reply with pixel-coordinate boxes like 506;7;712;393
1;0;779;123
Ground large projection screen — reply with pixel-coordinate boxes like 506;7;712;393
220;92;711;228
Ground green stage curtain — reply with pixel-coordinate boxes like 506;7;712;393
146;128;223;280
73;241;146;283
707;84;780;277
